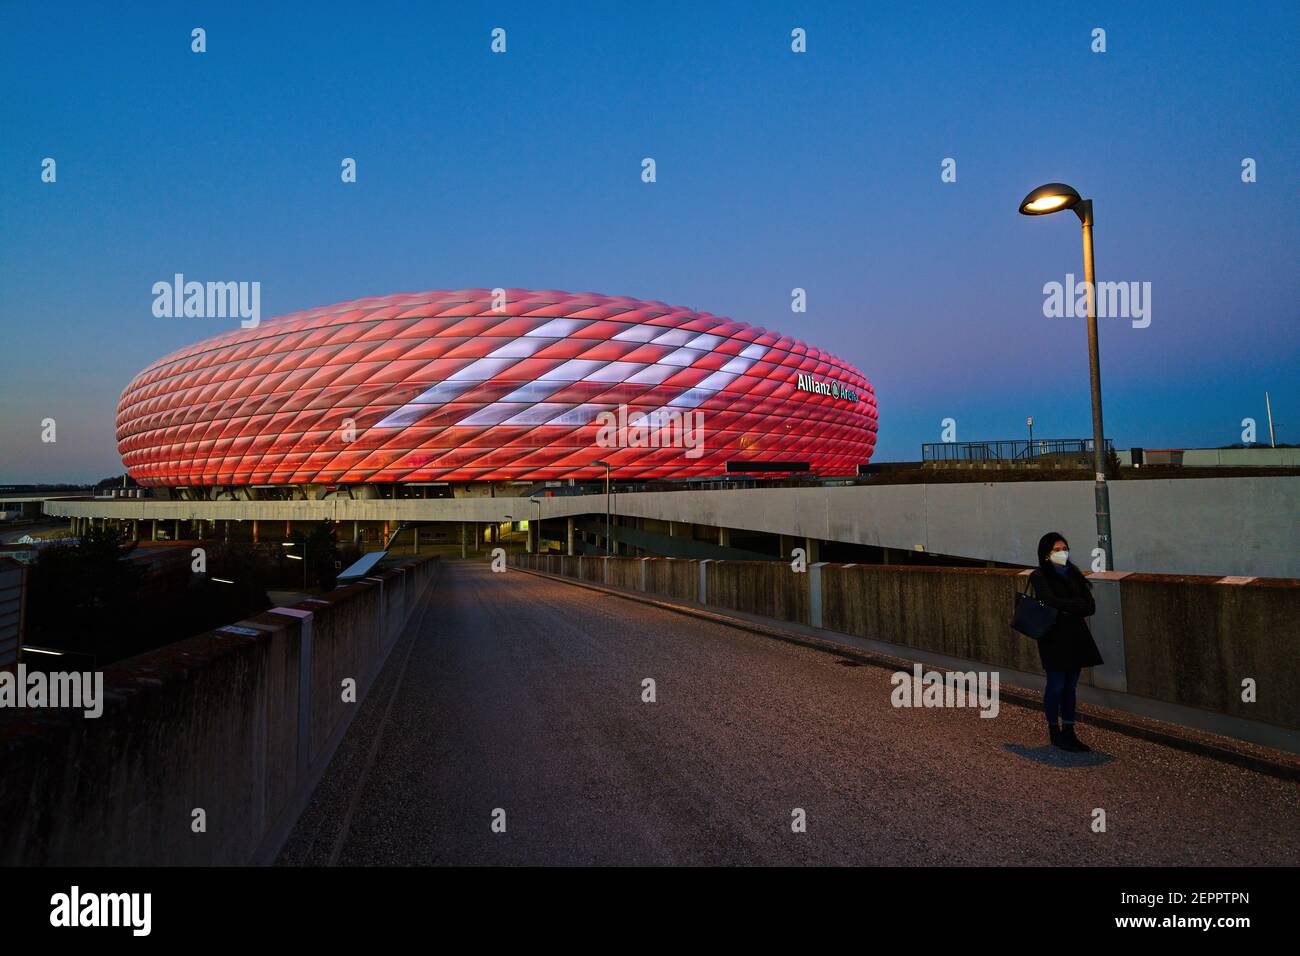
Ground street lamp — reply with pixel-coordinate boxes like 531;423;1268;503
592;460;611;555
1019;182;1114;571
283;539;307;590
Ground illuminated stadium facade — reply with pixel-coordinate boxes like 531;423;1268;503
115;289;877;497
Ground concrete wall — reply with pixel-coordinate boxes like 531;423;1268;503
508;553;1300;751
1119;574;1297;729
819;566;1045;676
646;558;698;602
0;555;440;866
707;559;808;624
45;475;1300;577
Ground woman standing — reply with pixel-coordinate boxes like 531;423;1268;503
1029;532;1104;752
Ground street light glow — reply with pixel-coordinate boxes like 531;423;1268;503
1025;195;1068;212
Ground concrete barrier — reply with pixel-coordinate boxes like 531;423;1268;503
1119;573;1298;729
707;559;809;624
819;565;1046;677
508;553;1299;751
644;558;698;602
0;554;440;866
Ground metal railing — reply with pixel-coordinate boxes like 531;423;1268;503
922;438;1114;463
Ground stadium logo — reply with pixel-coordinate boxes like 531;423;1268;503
796;373;860;403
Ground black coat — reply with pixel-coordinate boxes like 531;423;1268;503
1028;567;1104;672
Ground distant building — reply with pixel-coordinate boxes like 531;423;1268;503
0;556;27;666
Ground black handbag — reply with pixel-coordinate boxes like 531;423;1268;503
1011;577;1058;639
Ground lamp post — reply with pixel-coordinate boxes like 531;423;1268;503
1019;182;1114;571
592;460;611;555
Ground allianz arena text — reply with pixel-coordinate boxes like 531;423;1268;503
115;289;878;486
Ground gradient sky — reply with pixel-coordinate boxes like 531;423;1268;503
2;0;1297;483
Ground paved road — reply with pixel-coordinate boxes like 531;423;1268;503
279;562;1300;866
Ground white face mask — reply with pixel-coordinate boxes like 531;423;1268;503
1049;550;1069;567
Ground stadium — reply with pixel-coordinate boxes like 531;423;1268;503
114;288;878;500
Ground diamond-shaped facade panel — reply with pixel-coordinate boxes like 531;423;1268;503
116;289;878;484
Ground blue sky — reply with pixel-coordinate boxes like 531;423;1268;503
2;0;1297;482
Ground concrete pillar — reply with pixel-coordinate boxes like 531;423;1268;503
460;522;466;559
718;527;730;547
413;526;420;554
779;534;791;559
881;546;893;565
1087;573;1130;692
174;519;181;540
353;521;360;546
804;537;820;563
151;518;158;541
225;521;231;542
668;520;678;537
566;517;575;556
809;562;825;629
253;520;259;544
527;522;536;554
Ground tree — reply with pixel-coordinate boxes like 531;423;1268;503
306;523;342;590
28;523;147;656
1106;447;1122;478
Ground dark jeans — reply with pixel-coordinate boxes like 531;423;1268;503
1044;669;1082;725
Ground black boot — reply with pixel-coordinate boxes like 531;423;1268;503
1060;724;1091;752
1048;724;1062;748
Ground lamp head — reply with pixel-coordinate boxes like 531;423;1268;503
1018;183;1081;216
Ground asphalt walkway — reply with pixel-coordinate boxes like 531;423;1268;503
278;561;1300;866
